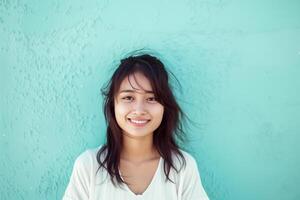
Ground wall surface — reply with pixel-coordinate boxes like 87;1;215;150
1;0;300;199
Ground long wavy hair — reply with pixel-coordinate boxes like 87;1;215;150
96;52;188;187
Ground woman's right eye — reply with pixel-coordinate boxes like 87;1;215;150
121;96;133;101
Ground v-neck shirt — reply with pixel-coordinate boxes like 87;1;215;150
119;156;162;196
63;145;209;200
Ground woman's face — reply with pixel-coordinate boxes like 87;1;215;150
114;72;164;139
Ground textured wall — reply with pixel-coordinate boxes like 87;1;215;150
1;0;300;199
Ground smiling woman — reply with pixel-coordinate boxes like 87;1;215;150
114;72;164;139
62;52;209;200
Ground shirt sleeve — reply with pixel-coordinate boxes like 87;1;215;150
62;150;92;200
181;154;209;200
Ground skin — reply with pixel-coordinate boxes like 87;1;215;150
114;72;164;163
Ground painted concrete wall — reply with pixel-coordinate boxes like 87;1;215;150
1;0;300;199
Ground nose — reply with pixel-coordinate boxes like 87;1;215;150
132;101;147;115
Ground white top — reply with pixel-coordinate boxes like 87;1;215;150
63;145;209;200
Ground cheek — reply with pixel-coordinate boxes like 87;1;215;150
150;106;164;131
152;105;164;121
114;103;132;122
114;104;127;129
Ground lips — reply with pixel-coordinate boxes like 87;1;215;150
127;118;150;127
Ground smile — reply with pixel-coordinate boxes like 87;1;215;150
128;118;150;127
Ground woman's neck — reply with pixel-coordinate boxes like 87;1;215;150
120;132;159;163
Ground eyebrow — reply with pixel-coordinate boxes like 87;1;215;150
119;89;154;94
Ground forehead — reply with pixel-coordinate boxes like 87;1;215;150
118;72;153;93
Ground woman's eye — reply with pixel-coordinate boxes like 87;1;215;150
122;96;133;101
147;97;157;102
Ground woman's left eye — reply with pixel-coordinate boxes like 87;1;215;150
147;97;157;102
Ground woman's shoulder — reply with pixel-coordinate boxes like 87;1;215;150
178;149;197;161
73;144;104;167
172;148;199;172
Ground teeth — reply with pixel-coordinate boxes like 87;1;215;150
130;119;148;124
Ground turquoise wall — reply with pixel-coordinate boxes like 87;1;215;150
1;0;300;199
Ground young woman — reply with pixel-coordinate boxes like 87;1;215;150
63;53;209;200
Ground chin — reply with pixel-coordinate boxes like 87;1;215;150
123;131;153;138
